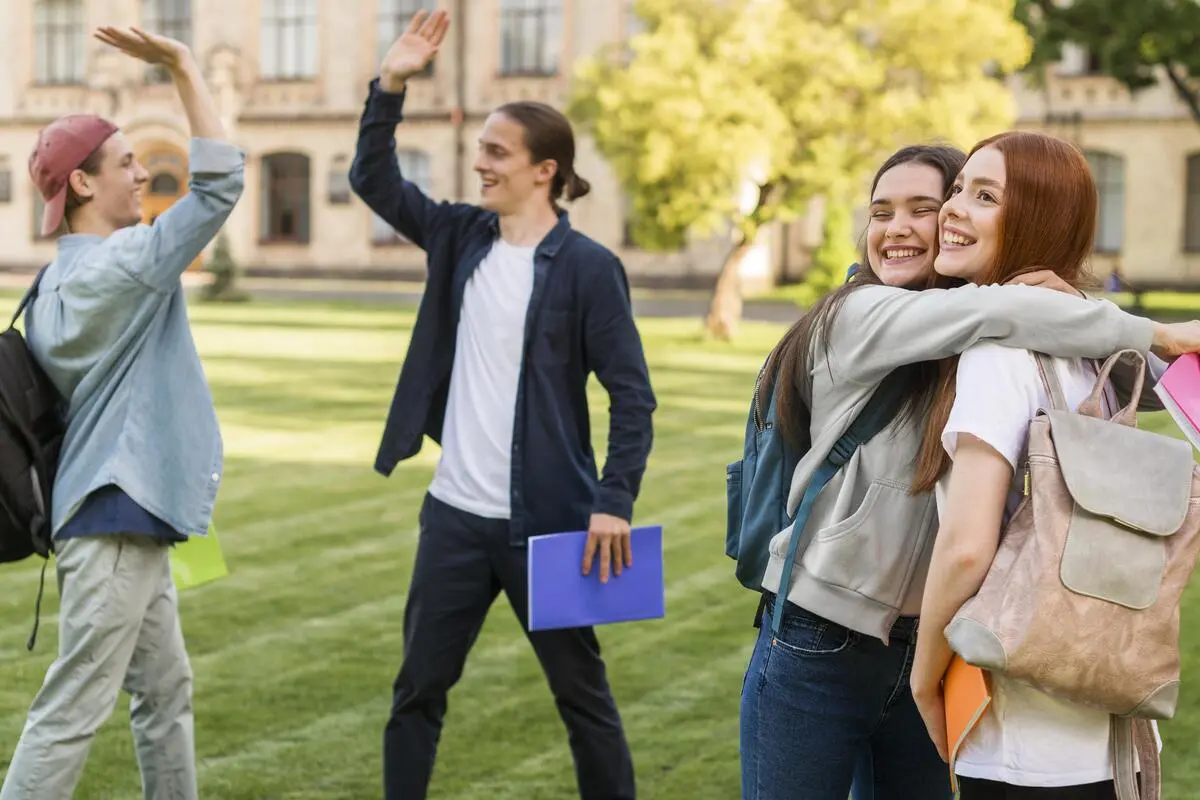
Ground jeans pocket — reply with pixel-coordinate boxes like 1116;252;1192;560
769;605;856;658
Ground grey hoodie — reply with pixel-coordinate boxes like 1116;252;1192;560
759;282;1155;642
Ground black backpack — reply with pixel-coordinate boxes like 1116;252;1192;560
0;267;65;649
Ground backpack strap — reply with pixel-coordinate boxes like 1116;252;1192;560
1033;352;1070;412
768;369;909;636
10;265;50;331
1111;716;1160;800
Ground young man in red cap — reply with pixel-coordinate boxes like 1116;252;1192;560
0;25;244;800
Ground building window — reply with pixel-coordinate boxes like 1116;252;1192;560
0;158;11;204
150;173;181;195
1185;154;1200;253
260;0;318;81
378;0;436;76
499;0;561;77
261;153;311;243
143;0;193;83
1085;150;1124;253
34;0;84;85
328;154;351;205
373;149;430;244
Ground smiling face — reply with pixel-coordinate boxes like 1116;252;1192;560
66;132;149;233
472;111;556;215
935;145;1005;283
865;161;946;288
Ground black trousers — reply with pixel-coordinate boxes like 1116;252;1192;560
959;777;1120;799
383;493;636;800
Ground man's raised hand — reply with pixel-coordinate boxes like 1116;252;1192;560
380;9;451;93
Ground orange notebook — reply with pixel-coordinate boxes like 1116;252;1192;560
943;655;991;794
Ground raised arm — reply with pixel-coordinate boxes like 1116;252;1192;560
93;26;243;292
826;283;1197;388
349;10;457;251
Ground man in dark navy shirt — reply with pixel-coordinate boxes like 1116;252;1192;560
350;11;655;800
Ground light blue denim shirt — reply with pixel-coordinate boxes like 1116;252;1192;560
24;137;245;538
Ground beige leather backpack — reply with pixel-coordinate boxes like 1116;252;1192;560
946;349;1200;800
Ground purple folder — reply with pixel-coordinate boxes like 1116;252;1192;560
527;526;665;632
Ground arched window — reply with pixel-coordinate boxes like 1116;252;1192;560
261;153;311;243
150;173;181;196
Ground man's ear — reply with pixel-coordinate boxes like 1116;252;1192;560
536;158;558;186
67;168;95;201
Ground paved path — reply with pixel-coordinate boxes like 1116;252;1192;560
0;271;804;324
241;280;804;323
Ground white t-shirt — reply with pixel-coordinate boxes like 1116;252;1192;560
935;342;1150;788
428;238;536;519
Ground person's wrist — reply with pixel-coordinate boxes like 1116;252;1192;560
167;52;200;80
1150;323;1171;356
379;71;410;94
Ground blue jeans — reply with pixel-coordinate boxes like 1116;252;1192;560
739;595;952;800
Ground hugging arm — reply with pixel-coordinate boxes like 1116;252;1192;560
827;284;1157;388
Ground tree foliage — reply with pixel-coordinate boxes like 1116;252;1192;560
569;0;1033;322
1016;0;1200;122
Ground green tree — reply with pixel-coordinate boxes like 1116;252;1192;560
570;0;1031;339
201;231;250;303
1016;0;1200;123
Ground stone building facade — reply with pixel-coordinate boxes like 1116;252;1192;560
1;2;1198;289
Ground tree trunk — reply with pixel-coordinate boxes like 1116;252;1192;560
704;239;754;341
1161;61;1200;125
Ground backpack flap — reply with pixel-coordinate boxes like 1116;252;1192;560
1047;409;1194;610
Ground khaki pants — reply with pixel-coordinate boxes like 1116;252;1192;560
0;535;196;800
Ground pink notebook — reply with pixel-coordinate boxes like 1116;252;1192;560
1153;352;1200;452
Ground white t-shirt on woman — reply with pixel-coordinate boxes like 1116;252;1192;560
934;342;1159;788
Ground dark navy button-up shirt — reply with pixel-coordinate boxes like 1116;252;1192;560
350;79;657;542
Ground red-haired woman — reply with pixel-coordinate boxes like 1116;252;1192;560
910;131;1154;799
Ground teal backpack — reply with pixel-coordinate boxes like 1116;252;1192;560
726;358;907;635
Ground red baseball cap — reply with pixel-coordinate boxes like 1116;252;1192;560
28;114;119;237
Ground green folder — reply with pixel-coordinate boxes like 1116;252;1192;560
170;524;229;590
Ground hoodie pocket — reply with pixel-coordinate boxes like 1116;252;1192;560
798;480;934;610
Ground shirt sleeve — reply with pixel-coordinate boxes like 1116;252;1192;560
941;343;1045;470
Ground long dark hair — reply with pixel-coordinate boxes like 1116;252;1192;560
760;144;968;453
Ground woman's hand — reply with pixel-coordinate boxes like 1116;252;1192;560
1151;320;1200;361
910;672;950;762
94;25;191;70
380;9;450;92
1004;269;1085;298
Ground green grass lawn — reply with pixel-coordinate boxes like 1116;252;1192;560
0;298;1198;798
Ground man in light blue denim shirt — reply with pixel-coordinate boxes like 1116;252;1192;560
0;25;244;800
